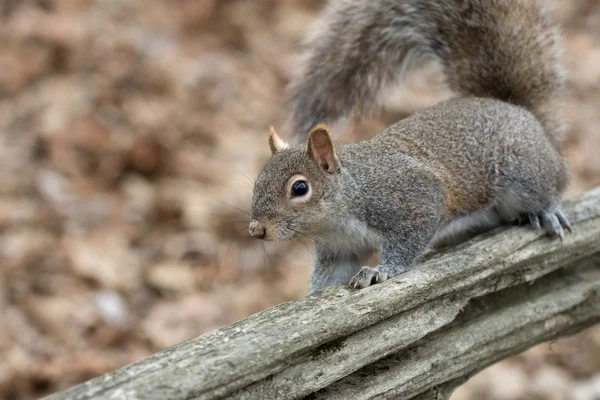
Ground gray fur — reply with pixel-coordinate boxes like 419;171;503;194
252;0;571;293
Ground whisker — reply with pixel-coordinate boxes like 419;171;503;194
237;171;256;186
253;241;263;268
295;228;345;250
260;241;266;269
316;231;346;249
261;242;277;271
195;211;251;222
240;237;252;272
288;228;332;255
228;178;254;191
205;196;252;217
235;225;250;237
224;226;251;263
297;236;315;259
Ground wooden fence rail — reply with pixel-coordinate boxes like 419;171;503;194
46;187;600;400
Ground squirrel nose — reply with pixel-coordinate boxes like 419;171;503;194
249;220;266;239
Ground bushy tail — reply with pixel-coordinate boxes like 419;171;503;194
286;0;565;146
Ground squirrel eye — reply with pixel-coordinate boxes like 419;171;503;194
291;180;309;197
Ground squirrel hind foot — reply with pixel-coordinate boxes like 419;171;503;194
520;209;572;241
349;266;388;289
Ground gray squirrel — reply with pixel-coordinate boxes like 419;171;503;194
248;0;571;293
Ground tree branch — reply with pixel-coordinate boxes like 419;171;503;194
44;187;600;400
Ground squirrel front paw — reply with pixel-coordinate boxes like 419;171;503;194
349;266;388;289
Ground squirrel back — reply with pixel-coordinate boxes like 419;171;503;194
287;0;565;146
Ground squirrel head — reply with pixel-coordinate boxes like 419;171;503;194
250;124;342;241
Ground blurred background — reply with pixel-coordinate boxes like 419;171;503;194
0;0;599;399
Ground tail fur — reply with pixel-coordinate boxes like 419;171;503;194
286;0;565;146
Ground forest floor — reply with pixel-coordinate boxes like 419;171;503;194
0;1;599;399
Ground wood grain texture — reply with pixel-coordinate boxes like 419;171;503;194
45;187;600;400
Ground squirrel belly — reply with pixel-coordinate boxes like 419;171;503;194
250;0;571;293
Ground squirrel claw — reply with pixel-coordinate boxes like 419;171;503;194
555;210;572;233
349;266;388;289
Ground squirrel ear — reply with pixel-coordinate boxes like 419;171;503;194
268;126;289;155
305;124;340;174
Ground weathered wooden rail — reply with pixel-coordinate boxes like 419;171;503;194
46;187;600;400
